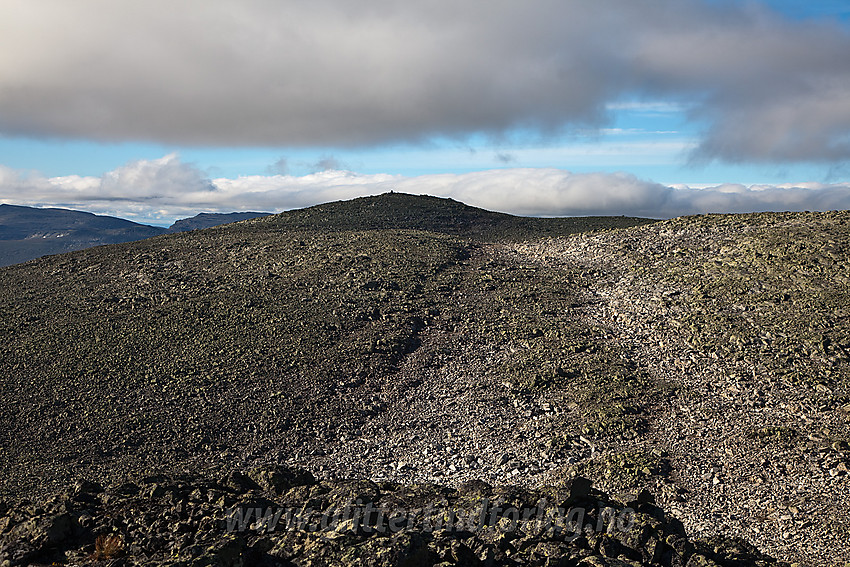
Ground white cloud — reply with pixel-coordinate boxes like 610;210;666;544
2;155;849;224
100;153;215;199
1;1;850;162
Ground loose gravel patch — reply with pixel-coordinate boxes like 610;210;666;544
510;211;850;565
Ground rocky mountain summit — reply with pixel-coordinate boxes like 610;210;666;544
0;194;846;565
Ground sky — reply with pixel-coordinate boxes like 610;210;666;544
2;0;850;225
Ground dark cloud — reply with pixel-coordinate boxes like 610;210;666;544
312;156;345;172
1;1;850;162
268;157;289;175
495;153;516;164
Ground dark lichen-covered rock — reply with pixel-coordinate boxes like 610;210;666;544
0;470;783;567
247;466;316;495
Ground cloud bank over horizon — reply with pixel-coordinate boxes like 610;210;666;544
2;0;850;164
2;155;849;225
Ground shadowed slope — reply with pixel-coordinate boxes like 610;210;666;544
0;204;167;267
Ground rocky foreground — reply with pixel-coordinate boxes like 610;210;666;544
0;466;779;566
1;196;848;565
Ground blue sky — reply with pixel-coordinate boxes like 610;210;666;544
2;0;850;224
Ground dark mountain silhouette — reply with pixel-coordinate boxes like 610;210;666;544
0;206;277;267
167;211;272;232
0;204;167;268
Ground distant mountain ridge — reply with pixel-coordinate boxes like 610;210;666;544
0;205;273;267
0;203;165;240
167;211;272;232
0;204;167;268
